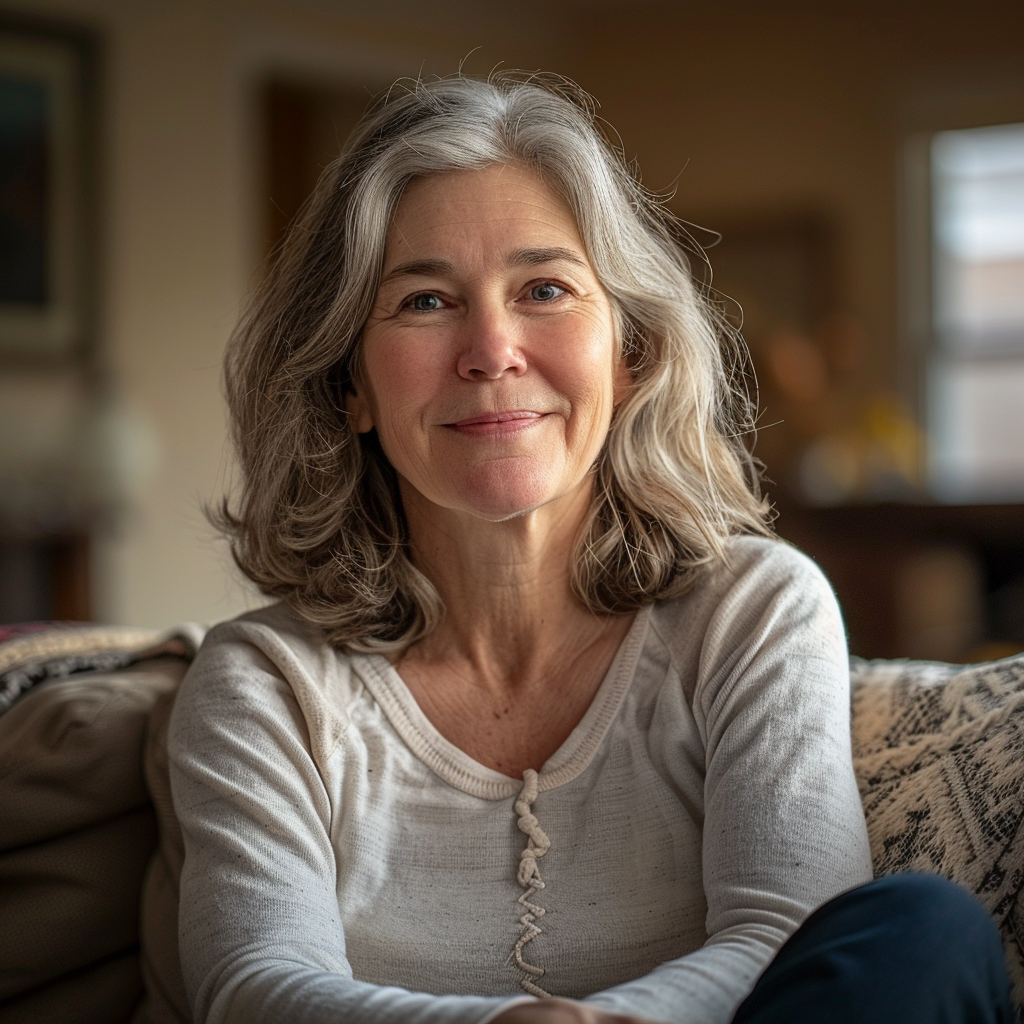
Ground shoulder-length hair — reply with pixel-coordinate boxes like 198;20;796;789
216;71;772;650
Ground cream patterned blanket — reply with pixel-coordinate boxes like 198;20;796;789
852;654;1024;1015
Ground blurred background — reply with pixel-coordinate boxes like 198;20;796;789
0;0;1022;660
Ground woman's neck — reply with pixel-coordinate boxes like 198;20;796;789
398;476;618;693
393;479;636;778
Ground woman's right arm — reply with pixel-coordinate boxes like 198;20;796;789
170;630;526;1024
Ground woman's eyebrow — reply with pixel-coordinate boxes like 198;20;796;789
508;246;588;269
379;258;454;283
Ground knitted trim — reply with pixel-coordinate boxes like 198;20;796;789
511;768;552;997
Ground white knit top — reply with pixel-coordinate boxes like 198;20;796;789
169;536;873;1024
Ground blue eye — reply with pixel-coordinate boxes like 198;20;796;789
530;283;563;302
409;293;442;311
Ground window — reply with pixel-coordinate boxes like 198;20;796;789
928;122;1024;502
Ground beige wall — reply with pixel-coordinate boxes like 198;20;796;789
5;0;1023;627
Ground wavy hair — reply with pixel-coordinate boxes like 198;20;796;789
216;71;772;650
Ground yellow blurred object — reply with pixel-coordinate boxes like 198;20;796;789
861;394;923;492
798;393;924;504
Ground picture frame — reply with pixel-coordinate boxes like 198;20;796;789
700;214;838;345
0;22;91;360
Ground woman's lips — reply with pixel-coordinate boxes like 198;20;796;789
446;410;546;436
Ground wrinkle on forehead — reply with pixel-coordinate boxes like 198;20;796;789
382;163;585;269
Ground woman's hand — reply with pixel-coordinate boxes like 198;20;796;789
490;997;662;1024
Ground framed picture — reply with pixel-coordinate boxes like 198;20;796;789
702;215;838;353
0;23;91;359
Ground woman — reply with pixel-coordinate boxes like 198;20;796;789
170;73;1012;1024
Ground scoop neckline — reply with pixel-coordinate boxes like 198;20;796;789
349;605;653;801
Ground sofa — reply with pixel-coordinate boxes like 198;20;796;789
2;621;1024;1023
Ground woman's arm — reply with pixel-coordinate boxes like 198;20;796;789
169;631;525;1024
576;541;873;1023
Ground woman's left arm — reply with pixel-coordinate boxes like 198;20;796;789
581;541;874;1024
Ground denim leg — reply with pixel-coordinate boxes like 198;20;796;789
731;874;1015;1024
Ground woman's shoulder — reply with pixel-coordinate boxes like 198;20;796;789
643;536;848;722
197;601;338;668
178;603;361;770
662;534;834;609
717;533;833;591
649;535;843;662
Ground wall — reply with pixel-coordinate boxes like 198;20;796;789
3;0;1023;630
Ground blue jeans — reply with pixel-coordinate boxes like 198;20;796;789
732;874;1015;1024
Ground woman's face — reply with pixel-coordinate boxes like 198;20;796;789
349;162;630;525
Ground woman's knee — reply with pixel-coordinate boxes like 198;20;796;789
845;873;1000;957
803;872;1011;1009
734;874;1015;1024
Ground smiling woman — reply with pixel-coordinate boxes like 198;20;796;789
216;74;767;651
170;73;1015;1024
351;165;627;522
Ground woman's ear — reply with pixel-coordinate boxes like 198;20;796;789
344;386;375;433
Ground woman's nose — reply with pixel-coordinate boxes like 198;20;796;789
456;305;527;380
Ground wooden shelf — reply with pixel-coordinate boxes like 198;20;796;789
773;501;1024;659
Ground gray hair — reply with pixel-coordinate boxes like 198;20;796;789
216;71;771;650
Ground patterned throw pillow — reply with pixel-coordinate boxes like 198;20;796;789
851;654;1024;1015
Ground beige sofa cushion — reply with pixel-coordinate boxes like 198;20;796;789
0;658;189;1023
852;654;1024;1015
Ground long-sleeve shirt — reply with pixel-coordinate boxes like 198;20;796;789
169;535;873;1024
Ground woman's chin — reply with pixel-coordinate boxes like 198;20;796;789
455;486;556;523
450;470;592;525
399;461;591;526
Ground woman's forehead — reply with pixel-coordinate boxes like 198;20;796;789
382;163;587;270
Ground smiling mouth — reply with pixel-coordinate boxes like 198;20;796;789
445;410;546;435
